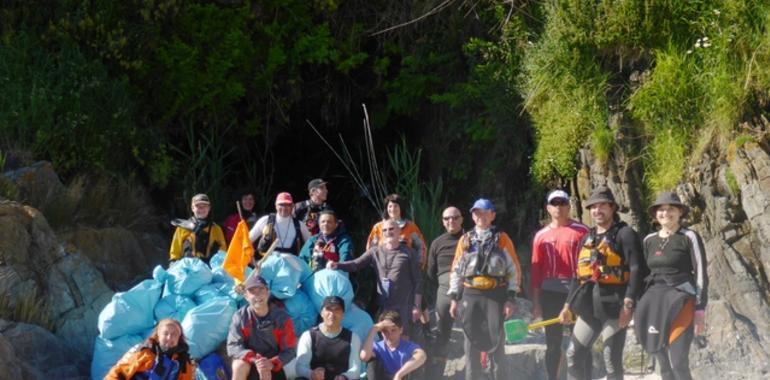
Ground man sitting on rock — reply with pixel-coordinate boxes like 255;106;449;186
360;310;426;380
228;274;297;380
295;296;362;380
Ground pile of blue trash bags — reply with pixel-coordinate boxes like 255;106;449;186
92;252;373;379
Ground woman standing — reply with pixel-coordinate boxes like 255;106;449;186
366;194;427;266
634;192;708;380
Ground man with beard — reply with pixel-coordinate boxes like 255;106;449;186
228;275;298;380
169;193;227;264
559;187;643;380
299;210;354;272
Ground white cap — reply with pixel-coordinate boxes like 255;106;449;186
546;190;569;203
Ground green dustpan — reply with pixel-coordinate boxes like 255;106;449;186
504;319;529;342
505;316;563;343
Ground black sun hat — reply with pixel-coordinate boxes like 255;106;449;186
648;191;689;217
584;186;617;209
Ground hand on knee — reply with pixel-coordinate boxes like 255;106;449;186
232;358;253;379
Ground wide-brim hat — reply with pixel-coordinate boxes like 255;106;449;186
648;191;689;216
584;186;616;209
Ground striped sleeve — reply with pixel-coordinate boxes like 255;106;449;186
684;229;709;310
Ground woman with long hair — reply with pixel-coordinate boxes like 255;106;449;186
106;318;196;380
366;194;427;266
634;191;708;380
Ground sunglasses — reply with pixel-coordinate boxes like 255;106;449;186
382;227;397;232
442;215;461;221
548;199;569;206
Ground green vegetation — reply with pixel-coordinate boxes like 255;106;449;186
0;291;56;332
521;0;770;193
388;139;444;243
1;0;769;228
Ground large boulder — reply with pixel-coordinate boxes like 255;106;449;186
0;201;62;303
0;319;89;379
46;253;113;357
59;226;156;290
0;332;23;379
0;200;113;374
1;161;65;210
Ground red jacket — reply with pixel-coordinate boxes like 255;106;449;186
530;220;589;291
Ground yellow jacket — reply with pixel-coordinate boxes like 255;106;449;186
169;220;227;262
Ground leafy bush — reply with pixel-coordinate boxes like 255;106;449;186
0;31;171;186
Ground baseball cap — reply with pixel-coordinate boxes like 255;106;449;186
275;192;293;205
470;198;495;213
191;193;210;205
547;190;570;204
321;295;345;311
308;178;328;191
242;275;268;290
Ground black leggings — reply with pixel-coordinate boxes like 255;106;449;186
434;283;454;352
461;288;506;380
656;323;694;380
566;314;627;380
540;290;569;380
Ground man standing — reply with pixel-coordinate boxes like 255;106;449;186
531;190;589;380
228;275;297;380
448;198;522;380
250;192;311;256
295;178;333;235
329;219;423;333
360;311;427;380
559;186;643;380
169;193;227;264
296;296;362;380
299;210;354;272
426;207;463;364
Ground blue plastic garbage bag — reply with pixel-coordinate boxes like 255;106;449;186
208;251;227;269
302;269;355;312
260;253;312;299
98;279;163;339
154;294;197;322
195;352;231;380
193;284;226;305
182;297;237;359
283;290;318;337
91;334;143;380
343;303;374;343
165;258;214;296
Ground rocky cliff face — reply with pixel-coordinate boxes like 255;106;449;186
576;121;770;379
0;162;168;379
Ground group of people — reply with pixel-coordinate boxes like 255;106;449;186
109;178;708;380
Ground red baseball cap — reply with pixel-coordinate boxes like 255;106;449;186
275;192;293;205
